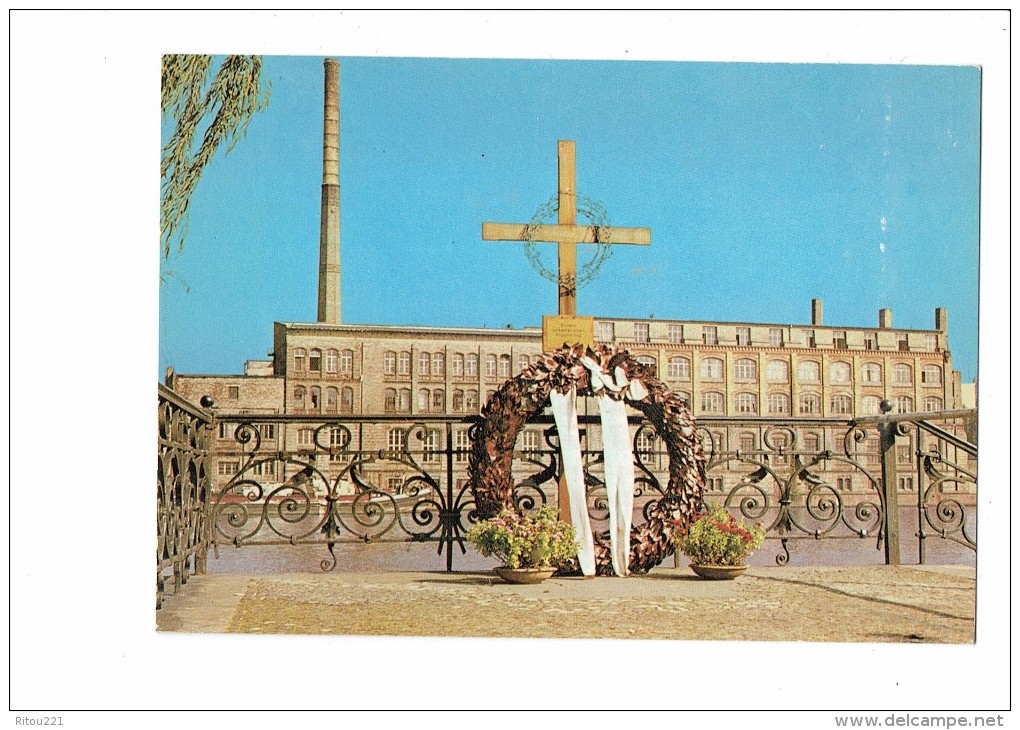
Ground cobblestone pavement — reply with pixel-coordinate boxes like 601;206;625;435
157;565;975;643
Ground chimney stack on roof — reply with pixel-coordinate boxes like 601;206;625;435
811;298;823;326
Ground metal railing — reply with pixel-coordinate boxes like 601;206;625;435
196;407;976;572
157;384;213;608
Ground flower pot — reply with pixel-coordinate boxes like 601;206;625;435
689;564;748;580
494;566;557;584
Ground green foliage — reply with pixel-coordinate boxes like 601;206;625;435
160;54;271;262
467;506;578;569
674;504;765;567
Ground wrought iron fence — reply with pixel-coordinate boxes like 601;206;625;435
199;408;976;572
851;411;977;563
157;384;213;608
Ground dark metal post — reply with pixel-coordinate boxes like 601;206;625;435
445;421;455;572
878;401;900;565
915;425;926;564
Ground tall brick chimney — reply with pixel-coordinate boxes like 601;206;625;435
317;58;341;324
879;308;893;329
935;307;948;332
811;298;823;326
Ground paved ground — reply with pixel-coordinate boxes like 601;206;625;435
156;564;975;643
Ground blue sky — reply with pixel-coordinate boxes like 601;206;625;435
159;56;980;381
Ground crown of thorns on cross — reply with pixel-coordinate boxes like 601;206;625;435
523;194;613;291
467;343;708;576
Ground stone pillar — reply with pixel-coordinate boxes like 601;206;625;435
317;58;342;324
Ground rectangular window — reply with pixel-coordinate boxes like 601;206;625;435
735;359;756;380
397;352;411;376
340;350;353;375
864;333;877;351
925;334;938;351
217;460;239;476
833;331;847;349
388;477;404;493
454;429;470;463
766;360;788;382
258;423;276;439
769;328;784;347
736;327;750;346
633;323;650;343
667;357;690;380
465;354;478;377
387;429;406;452
227;386;240;400
702;326;718;345
898;335;910;352
309;350;321;372
921;365;941;385
297;428;314;446
668;324;683;344
485;354;497;377
218;422;233;439
422;429;440;463
597;321;615;341
325;350;338;373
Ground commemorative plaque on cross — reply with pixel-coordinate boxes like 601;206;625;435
482;140;651;524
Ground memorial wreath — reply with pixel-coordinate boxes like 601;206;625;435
468;343;707;575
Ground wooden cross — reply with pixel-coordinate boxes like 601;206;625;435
482;140;651;317
483;140;651;527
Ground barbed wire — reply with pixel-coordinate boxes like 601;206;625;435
522;194;613;291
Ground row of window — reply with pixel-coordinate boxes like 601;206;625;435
217;422;278;439
292;385;355;412
384;388;499;413
378;351;540;379
282;384;944;416
599;322;789;347
709;475;917;494
293;348;355;375
291;346;943;385
690;391;942;416
597;322;938;351
659;357;942;385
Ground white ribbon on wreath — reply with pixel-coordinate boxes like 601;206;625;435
550;357;647;577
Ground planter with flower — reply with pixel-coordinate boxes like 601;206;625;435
673;505;765;580
466;506;578;584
